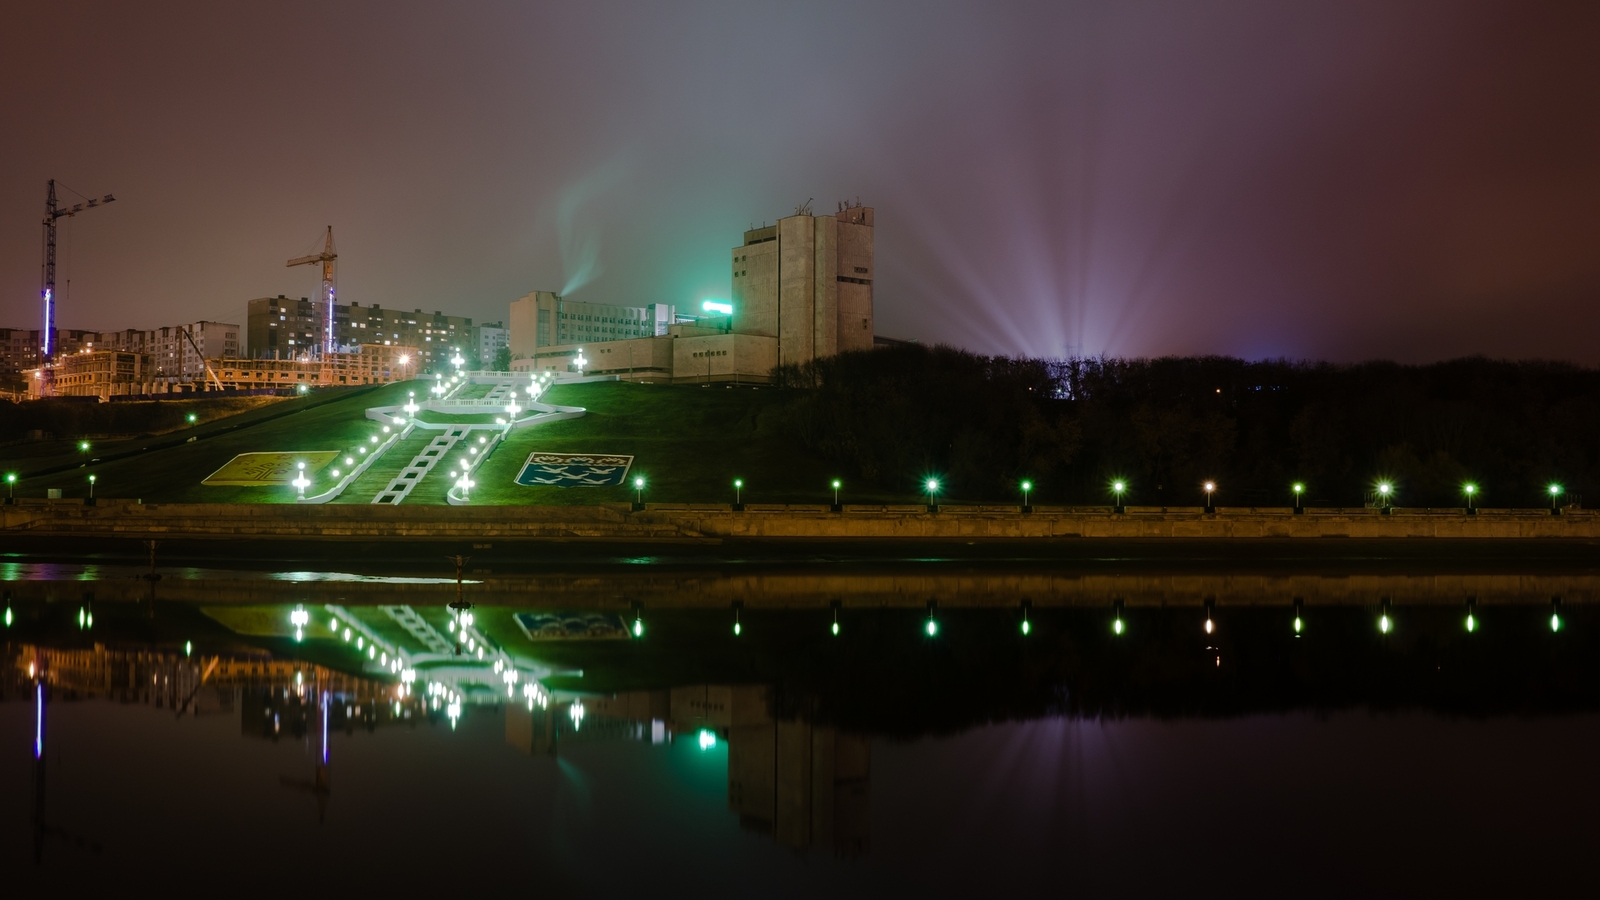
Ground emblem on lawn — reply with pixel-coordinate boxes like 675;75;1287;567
515;452;634;487
203;451;338;486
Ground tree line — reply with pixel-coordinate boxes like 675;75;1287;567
772;345;1600;508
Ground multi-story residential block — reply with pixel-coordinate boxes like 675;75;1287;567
245;296;471;371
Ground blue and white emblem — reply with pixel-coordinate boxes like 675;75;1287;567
515;452;634;487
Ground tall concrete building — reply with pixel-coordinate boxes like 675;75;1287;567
246;296;472;371
471;320;509;367
733;202;875;368
505;201;875;383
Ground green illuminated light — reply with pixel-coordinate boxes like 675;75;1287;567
1463;484;1477;495
702;300;733;315
733;622;742;636
1379;615;1392;634
926;478;940;492
925;618;938;637
1112;480;1125;493
185;640;193;656
1377;483;1391;496
1466;614;1477;633
1293;483;1304;494
1551;614;1562;632
734;479;743;488
1021;619;1031;635
832;479;841;489
1293;616;1303;633
1021;480;1032;491
3;607;10;627
1549;484;1563;496
633;618;644;638
1113;618;1124;635
698;728;718;749
831;621;840;636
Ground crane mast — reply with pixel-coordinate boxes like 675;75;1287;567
286;227;338;357
40;179;116;364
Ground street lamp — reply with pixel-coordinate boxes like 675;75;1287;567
633;476;645;507
1463;482;1477;514
1376;482;1392;511
293;461;310;500
186;413;197;425
505;389;521;420
574;348;588;375
1548;483;1564;514
1111;479;1127;513
733;478;744;508
451;348;464;371
925;478;941;512
78;441;90;463
88;474;96;499
1020;479;1033;512
1292;482;1304;513
1203;481;1216;513
831;478;842;510
5;473;14;500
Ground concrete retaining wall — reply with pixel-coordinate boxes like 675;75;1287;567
3;500;1597;541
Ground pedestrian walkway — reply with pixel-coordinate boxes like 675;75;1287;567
372;427;470;504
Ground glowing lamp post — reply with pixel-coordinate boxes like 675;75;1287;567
1020;480;1033;512
186;413;197;426
87;474;96;500
292;462;310;500
831;479;842;511
451;348;464;372
925;478;941;513
733;478;744;510
403;391;419;417
6;473;15;500
78;441;90;463
574;348;588;375
456;470;475;501
633;476;646;509
1203;481;1217;513
1292;482;1305;513
290;605;309;642
1549;483;1564;515
1111;480;1127;513
505;390;521;421
1463;483;1477;514
1376;482;1392;512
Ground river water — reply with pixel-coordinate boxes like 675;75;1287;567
4;546;1599;894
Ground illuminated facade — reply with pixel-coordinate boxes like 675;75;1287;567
212;343;419;390
504;203;874;384
246;296;471;371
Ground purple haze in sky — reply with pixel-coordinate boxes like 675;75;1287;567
2;0;1598;362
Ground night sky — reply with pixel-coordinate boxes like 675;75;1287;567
3;0;1598;362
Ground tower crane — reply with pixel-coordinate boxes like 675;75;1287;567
286;226;337;357
40;179;116;363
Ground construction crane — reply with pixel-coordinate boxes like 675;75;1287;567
286;227;338;358
40;179;116;363
180;327;226;392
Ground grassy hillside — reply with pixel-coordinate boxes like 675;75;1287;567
3;380;931;506
7;382;409;503
470;381;914;506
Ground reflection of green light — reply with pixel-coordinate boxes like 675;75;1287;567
3;607;10;627
633;618;644;638
1021;619;1031;635
925;618;938;637
1466;614;1477;633
1113;618;1124;635
733;621;742;636
698;728;718;749
185;640;192;656
831;621;840;636
1293;616;1303;633
1551;614;1562;632
1379;615;1391;634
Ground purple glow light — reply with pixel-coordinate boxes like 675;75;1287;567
35;681;43;759
321;690;329;765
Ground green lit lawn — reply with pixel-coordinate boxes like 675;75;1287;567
9;379;924;506
12;381;420;503
466;381;912;506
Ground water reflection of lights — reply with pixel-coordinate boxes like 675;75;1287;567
698;729;717;750
569;701;585;730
